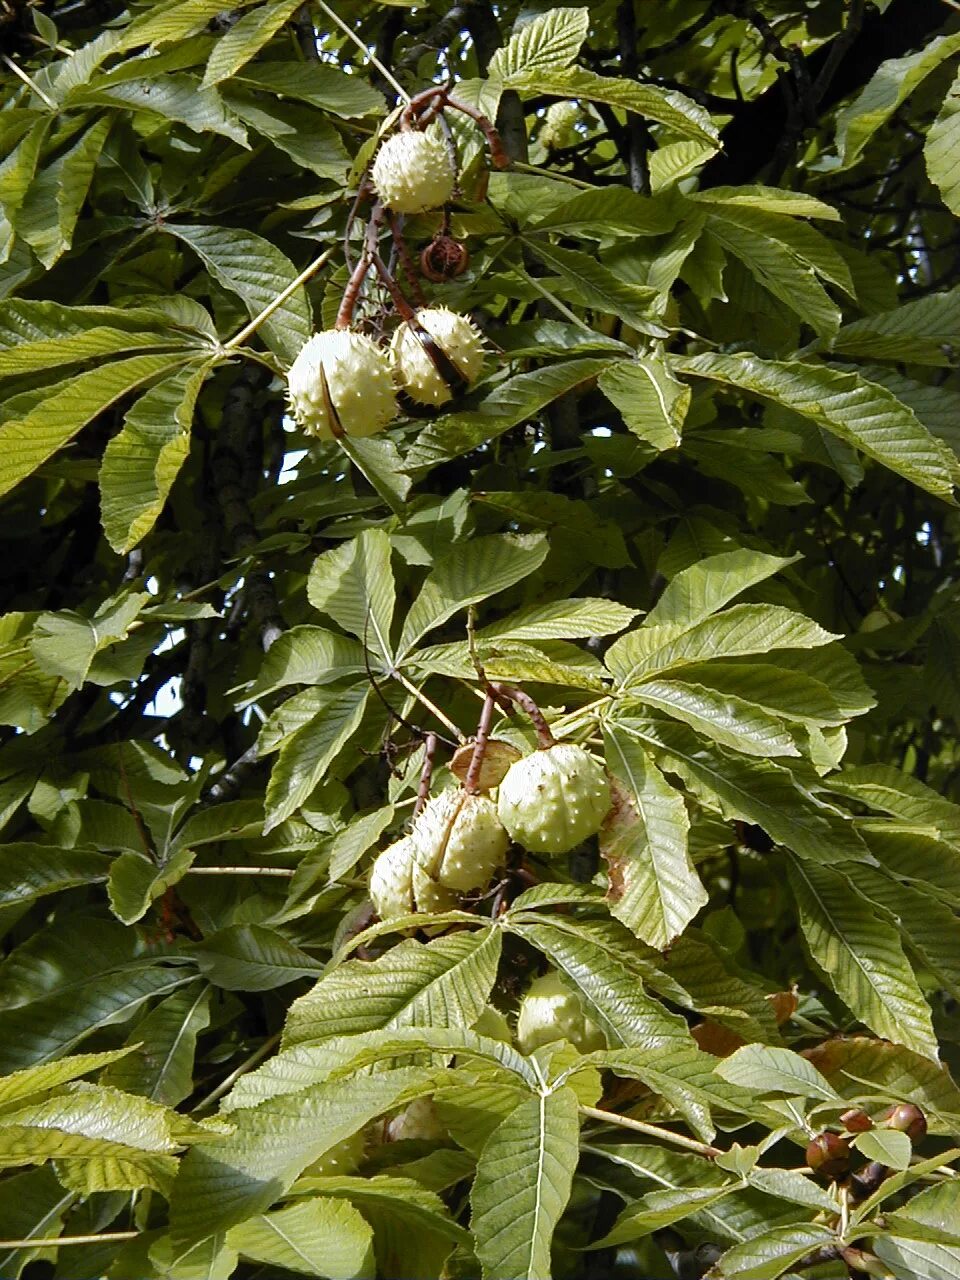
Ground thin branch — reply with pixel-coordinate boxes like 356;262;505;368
224;247;334;352
393;669;466;742
193;1032;282;1113
580;1104;722;1157
314;0;410;102
0;54;58;109
0;1233;139;1249
186;866;295;877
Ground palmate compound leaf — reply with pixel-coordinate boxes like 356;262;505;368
470;1085;580;1280
282;930;502;1046
786;856;939;1060
675;351;956;498
601;726;706;949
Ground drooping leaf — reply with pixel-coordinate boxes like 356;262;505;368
599;355;690;451
714;1045;839;1101
926;69;960;215
470;1086;580;1280
488;8;588;80
676;352;956;499
226;1195;376;1279
787;857;939;1060
601;727;705;949
307;529;395;664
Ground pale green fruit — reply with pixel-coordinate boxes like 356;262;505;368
306;1130;365;1176
497;742;611;854
386;1096;447;1142
390;307;485;406
287;329;397;439
540;100;581;150
473;1004;513;1043
410;859;460;915
369;835;416;921
371;127;455;214
412;787;509;891
517;971;605;1054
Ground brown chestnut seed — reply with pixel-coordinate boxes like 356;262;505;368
805;1132;851;1179
421;234;469;282
882;1102;927;1141
840;1107;874;1133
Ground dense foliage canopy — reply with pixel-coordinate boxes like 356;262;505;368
1;0;960;1276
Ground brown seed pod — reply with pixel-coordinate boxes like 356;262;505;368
421;233;470;282
840;1107;874;1134
449;738;522;791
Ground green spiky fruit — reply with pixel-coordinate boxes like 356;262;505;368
287;329;397;439
540;100;581;150
390;307;485;406
371;127;455;214
369;834;416;921
306;1131;366;1176
497;742;611;854
517;971;605;1054
473;1004;513;1043
412;787;509;892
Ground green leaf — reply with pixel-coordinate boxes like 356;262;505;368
406;358;614;472
17;115;112;268
202;0;305;85
170;1068;423;1246
115;0;261;51
107;845;195;925
505;67;719;148
601;727;705;949
524;240;660;334
327;804;394;883
164;223;311;362
0;1167;72;1280
629;679;800;757
786;857;938;1060
488;8;588;80
676;351;956;499
307;529;395;664
470;1086;580;1280
192;925;323;991
836;31;960;169
927;70;960;215
714;1045;839;1101
263;683;369;832
593;1184;741;1246
886;1181;960;1244
100;362;209;555
718;1224;836;1279
30;591;148;688
398;532;548;658
0;843;111;906
237;626;367;706
606;604;838;687
101;981;211;1106
625;718;868;864
0;1047;136;1108
478;598;638;642
599;355;690;451
227;1196;375;1279
875;1236;960;1280
829;288;960;367
852;1126;912;1171
233;64;384;116
222;90;350;179
283;930;502;1045
532;187;676;237
0;352;190;500
655;551;800;631
72;76;247;145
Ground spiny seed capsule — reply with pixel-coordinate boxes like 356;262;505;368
369;835;416;921
412;788;509;892
287;329;397;440
390;306;485;406
371;127;456;214
497;742;612;854
517;971;605;1055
